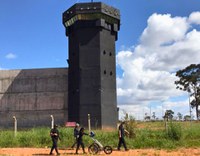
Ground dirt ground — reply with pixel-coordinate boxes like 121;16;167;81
1;148;200;156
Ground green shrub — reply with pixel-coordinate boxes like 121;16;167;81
167;122;182;141
0;130;17;147
123;113;137;138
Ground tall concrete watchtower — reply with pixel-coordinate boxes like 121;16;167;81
63;2;120;129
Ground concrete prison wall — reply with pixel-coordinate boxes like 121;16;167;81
0;68;68;128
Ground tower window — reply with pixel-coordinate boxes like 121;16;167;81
104;70;106;74
109;52;112;56
110;71;113;76
103;50;106;55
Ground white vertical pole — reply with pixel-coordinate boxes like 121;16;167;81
150;106;152;120
188;93;192;122
13;116;17;137
162;103;163;120
50;115;54;129
88;114;91;133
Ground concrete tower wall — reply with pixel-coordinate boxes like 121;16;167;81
63;2;120;129
0;68;68;128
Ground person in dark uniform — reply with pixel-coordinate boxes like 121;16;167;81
50;125;60;155
71;123;80;149
75;127;88;154
117;121;129;151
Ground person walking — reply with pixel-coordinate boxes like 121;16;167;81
117;121;129;151
75;127;88;154
50;125;60;155
71;123;80;149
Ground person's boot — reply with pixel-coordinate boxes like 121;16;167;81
75;149;78;154
55;148;60;155
49;148;53;155
71;143;75;149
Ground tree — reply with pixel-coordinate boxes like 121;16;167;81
184;115;191;121
121;113;136;138
177;112;183;121
175;64;200;120
144;116;151;121
144;113;150;121
163;110;174;121
152;112;156;120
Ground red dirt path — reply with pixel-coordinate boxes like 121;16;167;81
1;148;200;156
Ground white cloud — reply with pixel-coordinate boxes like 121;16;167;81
118;99;193;120
189;11;200;25
5;53;17;59
140;13;189;47
117;12;200;118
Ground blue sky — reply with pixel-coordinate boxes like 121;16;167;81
1;0;200;120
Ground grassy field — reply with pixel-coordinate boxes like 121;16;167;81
1;121;200;149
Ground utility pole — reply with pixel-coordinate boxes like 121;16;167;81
149;104;151;120
162;103;163;119
161;100;165;120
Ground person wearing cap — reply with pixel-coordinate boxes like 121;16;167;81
71;123;80;149
75;127;88;154
50;125;60;155
117;121;129;151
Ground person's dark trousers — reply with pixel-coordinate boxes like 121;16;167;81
117;137;127;150
71;137;78;148
50;138;59;154
76;140;85;154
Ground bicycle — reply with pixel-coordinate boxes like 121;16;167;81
88;132;113;155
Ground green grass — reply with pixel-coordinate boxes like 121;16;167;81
1;121;200;149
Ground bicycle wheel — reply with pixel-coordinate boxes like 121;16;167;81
88;143;99;154
103;146;112;154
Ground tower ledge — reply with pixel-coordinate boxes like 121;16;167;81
63;2;120;29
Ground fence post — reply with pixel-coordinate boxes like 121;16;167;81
88;114;91;133
13;116;17;137
50;115;54;129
